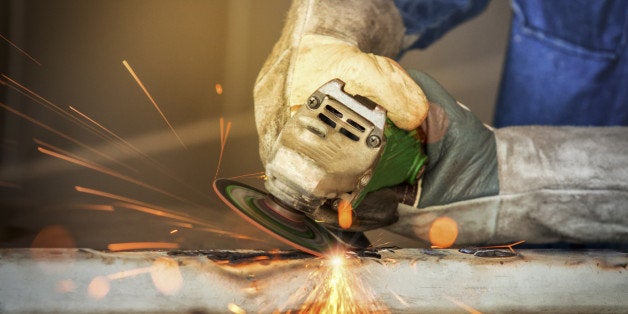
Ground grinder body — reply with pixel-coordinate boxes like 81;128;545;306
264;79;427;217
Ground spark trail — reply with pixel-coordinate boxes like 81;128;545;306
36;142;197;207
74;186;260;242
108;242;179;251
0;33;42;65
122;60;188;150
214;117;231;180
66;105;216;203
0;100;135;173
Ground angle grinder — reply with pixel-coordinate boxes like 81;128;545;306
214;79;427;256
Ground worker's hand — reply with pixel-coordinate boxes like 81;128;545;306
254;0;428;165
410;70;499;208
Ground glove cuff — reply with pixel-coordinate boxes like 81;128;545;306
388;126;628;246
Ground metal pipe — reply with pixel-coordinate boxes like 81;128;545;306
0;248;626;313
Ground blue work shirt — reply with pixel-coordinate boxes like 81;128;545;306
394;0;627;127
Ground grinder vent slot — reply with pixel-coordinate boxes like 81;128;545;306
339;128;359;141
318;113;336;128
347;119;365;132
325;105;343;118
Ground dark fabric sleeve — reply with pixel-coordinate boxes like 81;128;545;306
394;0;490;51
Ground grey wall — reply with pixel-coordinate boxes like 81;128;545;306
0;0;511;250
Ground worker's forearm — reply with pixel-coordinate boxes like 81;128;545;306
493;126;628;243
391;126;628;245
496;126;628;193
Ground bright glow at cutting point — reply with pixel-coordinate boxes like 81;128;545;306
294;251;387;312
329;254;344;267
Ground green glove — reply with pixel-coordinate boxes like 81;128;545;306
411;70;499;208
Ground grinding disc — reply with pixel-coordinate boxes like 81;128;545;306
213;179;344;256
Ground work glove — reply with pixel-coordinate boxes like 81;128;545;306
254;0;428;166
389;71;628;246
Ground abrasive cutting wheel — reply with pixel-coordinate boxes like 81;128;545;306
213;179;349;257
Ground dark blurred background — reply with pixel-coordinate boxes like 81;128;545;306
0;0;510;250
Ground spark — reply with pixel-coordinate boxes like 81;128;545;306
74;186;260;241
107;266;154;280
114;202;199;228
194;227;262;242
1;75;116;143
0;100;135;173
169;229;179;234
215;83;223;95
122;60;188;150
67;105;150;158
1;75;67;118
0;33;42;65
66;105;216;201
388;288;410;307
68;105;177;178
227;171;266;180
67;105;165;171
113;202;195;224
228;303;245;314
74;186;193;221
171;222;193;229
476;240;525;254
69;203;115;211
214;117;232;180
36;142;199;207
107;242;180;251
443;295;482;314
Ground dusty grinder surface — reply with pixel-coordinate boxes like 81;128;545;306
213;179;346;257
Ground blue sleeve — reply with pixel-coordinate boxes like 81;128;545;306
394;0;490;50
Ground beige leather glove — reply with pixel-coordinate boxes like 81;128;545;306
254;0;428;165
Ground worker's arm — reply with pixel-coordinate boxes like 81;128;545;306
254;0;429;166
304;70;628;245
